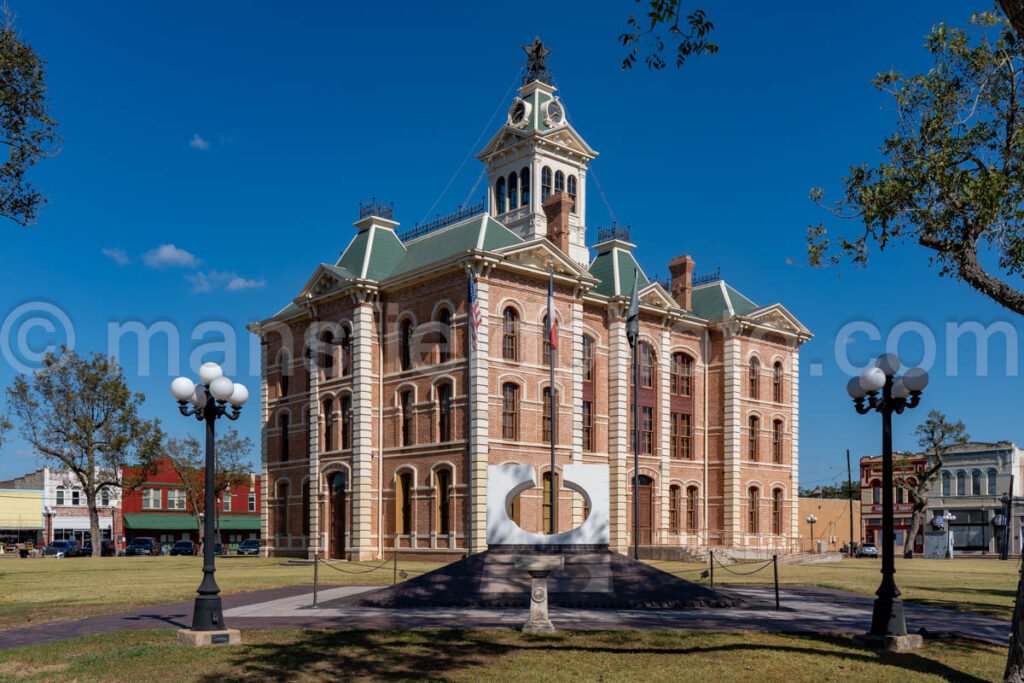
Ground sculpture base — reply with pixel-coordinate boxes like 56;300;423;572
176;629;241;647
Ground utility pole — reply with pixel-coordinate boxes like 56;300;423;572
847;448;855;557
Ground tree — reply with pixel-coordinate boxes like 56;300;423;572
4;348;162;557
894;411;968;558
807;12;1024;317
165;427;253;543
799;482;858;499
620;1;716;71
0;2;59;226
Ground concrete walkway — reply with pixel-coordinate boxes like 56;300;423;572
0;584;1010;651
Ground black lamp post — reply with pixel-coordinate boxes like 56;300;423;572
847;353;928;639
806;514;817;553
171;362;248;632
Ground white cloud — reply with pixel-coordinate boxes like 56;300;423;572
187;270;265;293
143;244;199;269
189;133;210;151
101;247;130;265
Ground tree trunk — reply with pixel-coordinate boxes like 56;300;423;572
1005;562;1024;681
904;510;922;559
87;495;101;558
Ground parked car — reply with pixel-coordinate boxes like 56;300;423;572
214;543;225;556
858;542;879;558
236;539;260;556
169;540;197;556
43;540;81;558
81;540;116;557
125;537;161;556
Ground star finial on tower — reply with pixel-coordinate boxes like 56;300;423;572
522;37;552;85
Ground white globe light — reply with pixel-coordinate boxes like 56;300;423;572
859;367;886;393
846;376;867;399
228;383;249;407
209;376;234;401
170;377;195;402
892;377;910;399
875;353;901;376
189;385;208;407
199;362;224;385
903;367;929;393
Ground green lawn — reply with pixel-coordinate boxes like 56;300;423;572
0;556;444;631
647;556;1020;620
0;628;1004;682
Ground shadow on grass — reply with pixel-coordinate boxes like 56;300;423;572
197;630;995;682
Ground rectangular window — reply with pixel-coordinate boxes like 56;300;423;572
71;489;81;506
223;489;232;512
582;336;594;382
748;489;760;534
772;421;784;463
671;413;692;460
669;487;680;534
542;388;557;444
502;384;518;440
639;406;654;454
438;383;452;442
341;395;352;449
671;354;692;396
582;401;593;452
748;418;759;461
249;491;256;512
640;345;654;388
401;391;413;446
542;472;558;534
686;487;698;532
166;489;185;511
143;488;162;510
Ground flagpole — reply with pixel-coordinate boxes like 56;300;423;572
548;271;557;535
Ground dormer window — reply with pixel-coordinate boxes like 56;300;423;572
567;175;577;213
496;176;507;214
508;171;518;210
541;167;552;201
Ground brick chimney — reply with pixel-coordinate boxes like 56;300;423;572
668;254;695;310
543;192;573;255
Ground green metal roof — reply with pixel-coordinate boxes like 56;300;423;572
337;224;408;280
124;513;260;531
589;241;650;297
392;214;521;276
690;280;758;321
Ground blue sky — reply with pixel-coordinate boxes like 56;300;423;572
1;1;1019;487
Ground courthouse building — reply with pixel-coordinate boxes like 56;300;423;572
252;44;812;560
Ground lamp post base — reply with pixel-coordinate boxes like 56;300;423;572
855;633;924;653
191;594;225;632
176;628;241;647
869;595;909;639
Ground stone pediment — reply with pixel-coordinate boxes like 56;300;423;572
538;123;597;158
639;283;679;311
745;304;812;339
495;239;593;280
296;264;354;302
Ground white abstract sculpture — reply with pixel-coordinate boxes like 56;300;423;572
486;463;610;545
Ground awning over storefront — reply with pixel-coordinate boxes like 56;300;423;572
219;515;260;531
53;517;112;531
123;513;195;530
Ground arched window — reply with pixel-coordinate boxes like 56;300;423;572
671;353;693;396
304;345;314;391
276;481;289;536
508;171;518;210
341;326;353;376
542;387;558;444
101;488;110;507
520;167;530;206
400;390;414;446
772;420;784;463
502;383;519;440
942;471;951;496
542;471;559;533
396;472;413;535
639;342;655;388
301;480;310;537
582;335;595;381
541;166;552;200
56;486;65;506
542;315;557;366
972;469;983;496
872;480;881;504
748;416;760;461
956;470;967;496
320;330;335;379
279;414;290;462
988;468;999;496
669;485;681;534
554;170;565;194
502;308;518;360
567;175;577;213
686;486;699;532
495;176;506;214
896;487;905;504
279;354;290;397
340;394;352;450
72;489;81;506
322;397;335;451
772;488;784;534
399;319;413;371
437;382;453;442
435;469;452;535
749;357;760;399
437;308;452;363
773;362;784;402
748;487;760;534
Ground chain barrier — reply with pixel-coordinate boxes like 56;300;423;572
711;555;775;576
317;557;392;575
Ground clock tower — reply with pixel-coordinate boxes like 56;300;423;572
476;39;598;266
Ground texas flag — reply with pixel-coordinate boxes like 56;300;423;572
546;271;558;352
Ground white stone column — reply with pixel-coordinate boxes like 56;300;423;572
469;270;490;553
571;297;584;526
352;297;376;560
608;308;629;553
790;348;800;552
259;340;270;557
722;331;743;547
659;327;671;543
307;323;321;560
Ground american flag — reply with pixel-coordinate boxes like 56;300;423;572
468;270;482;351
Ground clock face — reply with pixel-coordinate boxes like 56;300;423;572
510;100;526;125
546;100;564;125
